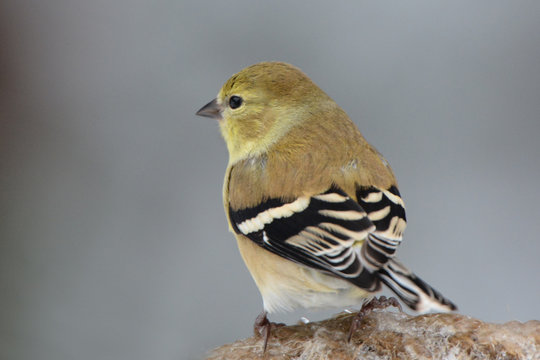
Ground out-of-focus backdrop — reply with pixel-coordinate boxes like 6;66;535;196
1;1;539;359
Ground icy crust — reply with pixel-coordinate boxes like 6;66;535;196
207;311;540;360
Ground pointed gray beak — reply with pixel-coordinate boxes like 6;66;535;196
196;98;222;120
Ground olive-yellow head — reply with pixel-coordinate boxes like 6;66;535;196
196;62;333;164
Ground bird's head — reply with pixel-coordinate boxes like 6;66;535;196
197;62;330;164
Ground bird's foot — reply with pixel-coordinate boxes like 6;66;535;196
253;311;285;352
347;296;402;342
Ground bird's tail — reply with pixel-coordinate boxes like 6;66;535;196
377;258;457;313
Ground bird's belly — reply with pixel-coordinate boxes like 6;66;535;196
236;235;373;313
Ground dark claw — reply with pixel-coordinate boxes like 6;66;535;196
347;296;402;342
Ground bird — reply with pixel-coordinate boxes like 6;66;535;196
196;61;456;350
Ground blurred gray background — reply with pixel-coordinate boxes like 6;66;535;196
1;1;539;359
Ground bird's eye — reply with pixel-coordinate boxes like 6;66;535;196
229;95;243;109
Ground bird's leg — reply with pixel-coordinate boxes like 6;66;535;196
253;311;271;352
347;296;402;342
253;311;285;352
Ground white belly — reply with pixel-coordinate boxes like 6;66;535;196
236;235;375;313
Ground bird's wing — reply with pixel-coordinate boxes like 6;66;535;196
228;184;407;290
355;185;407;270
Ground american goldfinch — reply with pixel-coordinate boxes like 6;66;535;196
197;62;456;348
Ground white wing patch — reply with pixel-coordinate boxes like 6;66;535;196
262;231;270;245
237;197;310;235
313;193;349;203
382;189;405;207
367;206;391;221
361;191;383;203
318;209;367;220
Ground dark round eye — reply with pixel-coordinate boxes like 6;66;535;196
229;95;243;109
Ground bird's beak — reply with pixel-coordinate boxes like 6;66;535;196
196;98;222;120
